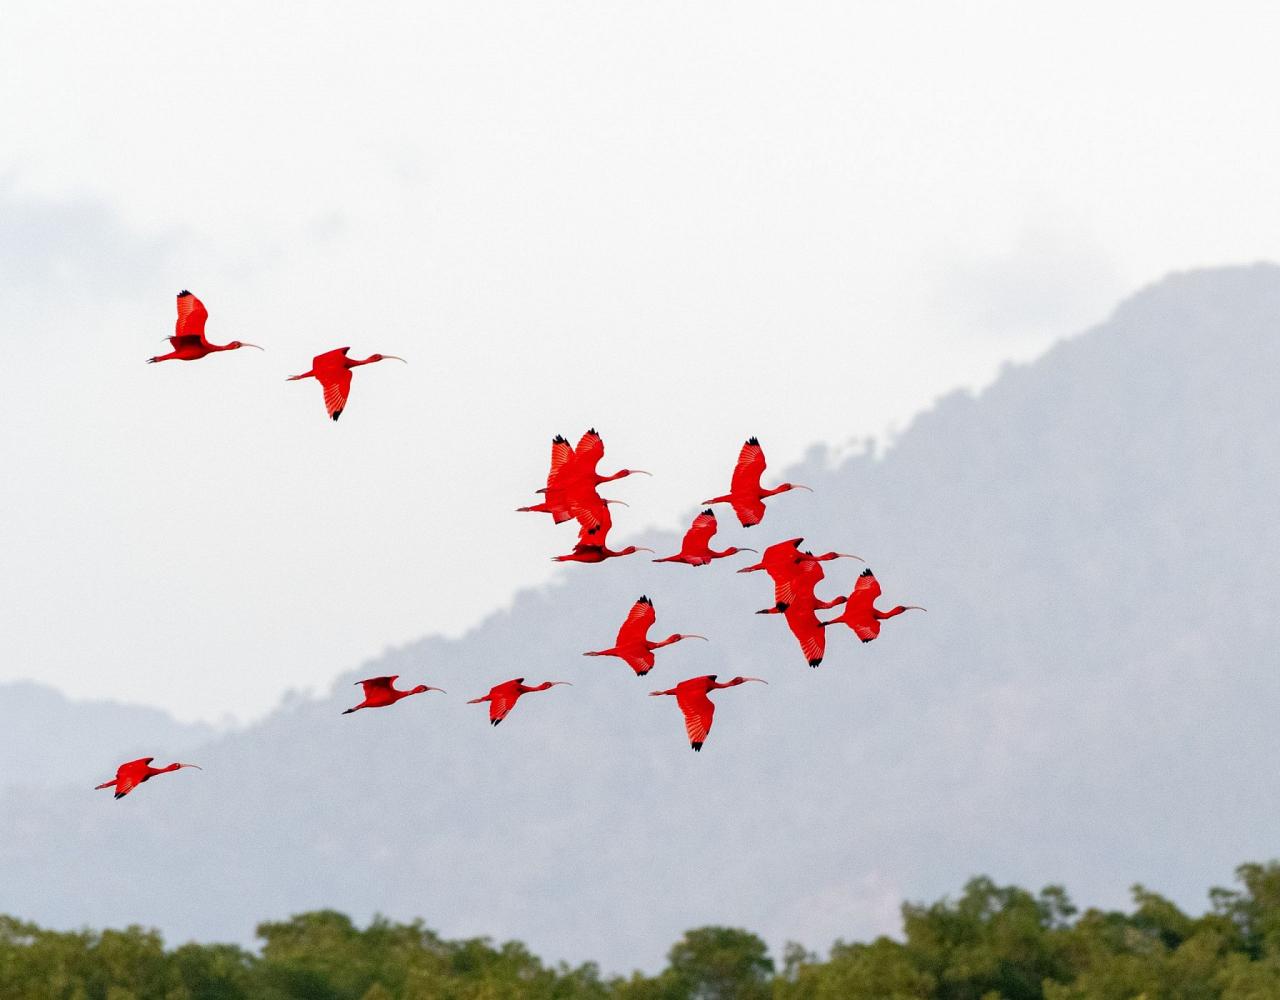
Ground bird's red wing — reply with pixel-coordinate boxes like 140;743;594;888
573;430;605;480
675;688;714;747
784;606;826;666
114;758;153;797
175;292;209;339
620;649;656;676
359;676;397;696
681;511;717;552
489;690;520;724
850;613;882;643
853;570;882;601
575;499;612;545
730;495;766;528
318;368;353;420
570;490;610;535
616;597;656;647
729;439;766;497
546;437;576;490
168;334;206;350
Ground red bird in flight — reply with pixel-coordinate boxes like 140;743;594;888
94;757;202;799
653;509;756;566
739;538;861;610
467;678;571;726
650;675;766;751
342;675;445;714
704;437;811;527
288;347;406;421
519;430;649;533
583;596;707;676
147;290;262;363
553;503;653;563
822;568;926;642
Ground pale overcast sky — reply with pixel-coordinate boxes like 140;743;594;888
2;1;1277;721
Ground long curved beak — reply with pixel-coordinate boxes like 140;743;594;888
903;606;928;612
683;634;709;641
791;485;814;493
383;355;408;363
835;553;864;561
737;548;758;554
629;470;653;476
240;342;264;351
604;499;630;507
550;681;574;687
742;677;768;684
634;547;655;554
427;686;447;693
178;764;203;771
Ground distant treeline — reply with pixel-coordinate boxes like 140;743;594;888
7;862;1280;999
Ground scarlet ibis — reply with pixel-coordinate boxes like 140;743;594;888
822;569;926;642
467;678;571;726
520;431;649;532
94;757;201;799
739;539;861;610
583;596;707;676
653;509;756;566
704;437;811;527
342;675;445;714
147;290;262;363
650;675;766;751
553;503;653;563
288;347;406;421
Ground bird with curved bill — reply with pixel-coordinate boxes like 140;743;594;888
822;568;926;643
704;437;811;527
583;595;707;676
94;757;202;799
147;290;263;363
342;676;445;714
650;674;766;752
288;347;406;421
653;509;756;566
467;678;571;726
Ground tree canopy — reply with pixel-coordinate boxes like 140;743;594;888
7;862;1280;998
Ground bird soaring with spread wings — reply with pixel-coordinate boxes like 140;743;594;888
552;501;654;563
822;569;926;642
518;430;648;535
94;757;202;799
583;596;707;676
147;290;262;363
653;509;756;566
342;675;445;714
288;347;406;420
650;675;766;751
704;437;811;527
467;678;571;726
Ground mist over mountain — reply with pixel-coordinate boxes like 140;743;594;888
3;265;1277;974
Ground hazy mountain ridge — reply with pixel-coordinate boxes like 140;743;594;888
2;265;1277;974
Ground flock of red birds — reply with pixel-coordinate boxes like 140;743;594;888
96;290;925;798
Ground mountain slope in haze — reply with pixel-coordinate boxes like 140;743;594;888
0;682;214;790
2;265;1278;974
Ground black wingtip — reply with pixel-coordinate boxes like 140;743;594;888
776;602;790;613
114;792;125;799
341;708;355;715
691;742;703;752
860;568;873;577
177;289;191;297
746;436;759;446
553;434;569;444
809;658;822;668
861;637;873;644
331;410;342;421
701;508;714;517
587;427;598;435
639;595;651;604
